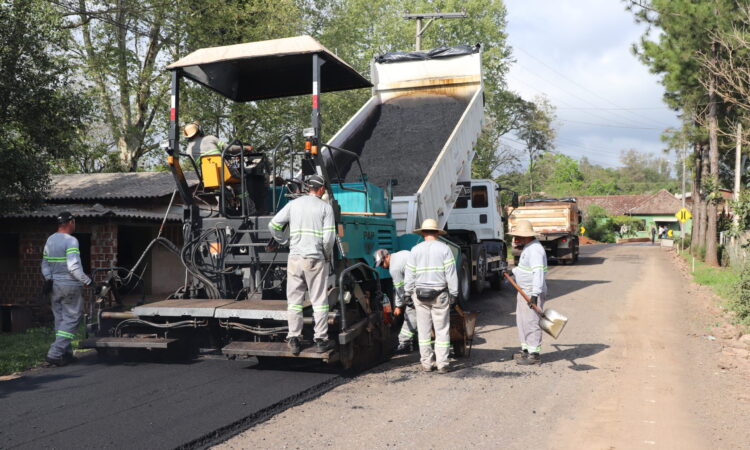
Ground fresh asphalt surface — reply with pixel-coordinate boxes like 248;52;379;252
0;355;337;449
0;246;610;450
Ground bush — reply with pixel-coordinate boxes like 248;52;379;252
734;262;750;327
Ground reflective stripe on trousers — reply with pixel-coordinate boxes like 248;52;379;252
47;284;84;359
414;291;451;370
516;292;545;353
286;255;330;340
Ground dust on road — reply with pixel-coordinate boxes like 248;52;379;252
216;245;750;450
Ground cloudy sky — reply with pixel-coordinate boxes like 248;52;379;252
504;0;680;168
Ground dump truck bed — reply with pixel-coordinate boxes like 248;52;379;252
326;47;483;234
509;204;579;235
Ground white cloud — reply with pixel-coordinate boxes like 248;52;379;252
504;0;681;168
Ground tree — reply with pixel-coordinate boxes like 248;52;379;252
0;0;89;211
59;0;301;171
517;96;556;193
627;0;743;266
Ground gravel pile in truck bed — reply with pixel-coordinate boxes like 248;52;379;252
332;94;469;197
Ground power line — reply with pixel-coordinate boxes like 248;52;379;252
514;45;676;128
557;118;664;131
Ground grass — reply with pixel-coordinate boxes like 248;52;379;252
678;250;749;330
0;323;87;376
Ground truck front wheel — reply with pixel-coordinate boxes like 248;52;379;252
458;257;471;307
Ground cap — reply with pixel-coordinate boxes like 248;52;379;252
57;211;74;225
306;175;325;188
373;249;389;267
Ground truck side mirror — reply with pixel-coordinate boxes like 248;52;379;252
511;192;519;208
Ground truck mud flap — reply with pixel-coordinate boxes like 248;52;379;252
79;337;179;349
220;341;339;363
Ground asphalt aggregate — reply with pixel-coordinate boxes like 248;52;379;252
332;94;469;196
0;356;337;449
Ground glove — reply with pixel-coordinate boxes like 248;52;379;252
265;239;279;252
42;279;53;295
529;295;538;309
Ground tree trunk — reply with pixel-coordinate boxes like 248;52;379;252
697;143;710;255
705;68;720;266
691;142;702;256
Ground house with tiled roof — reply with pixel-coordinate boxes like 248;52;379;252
576;189;691;238
0;172;197;329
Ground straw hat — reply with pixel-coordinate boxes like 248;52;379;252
509;220;537;237
183;123;200;139
413;218;446;235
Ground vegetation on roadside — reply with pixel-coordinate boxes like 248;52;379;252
678;250;750;329
0;325;87;376
579;205;646;244
0;328;55;376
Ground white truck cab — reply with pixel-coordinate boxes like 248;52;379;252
447;179;504;240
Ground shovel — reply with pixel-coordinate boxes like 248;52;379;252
503;272;568;339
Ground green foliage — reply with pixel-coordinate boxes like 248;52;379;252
582;206;615;243
612;215;646;237
735;261;750;326
0;0;90;211
0;327;55;375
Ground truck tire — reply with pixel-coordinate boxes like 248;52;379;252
458;257;471;307
490;272;503;290
572;239;579;263
471;247;486;295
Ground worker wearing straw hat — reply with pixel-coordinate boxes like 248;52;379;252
509;219;548;366
183;122;226;160
404;219;459;373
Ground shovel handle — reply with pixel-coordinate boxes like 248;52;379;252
503;272;545;316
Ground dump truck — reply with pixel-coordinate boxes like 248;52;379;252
326;45;511;302
508;198;581;264
80;37;494;368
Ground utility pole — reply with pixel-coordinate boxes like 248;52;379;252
403;12;467;51
734;123;743;230
681;144;687;253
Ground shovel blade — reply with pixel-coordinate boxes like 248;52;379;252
539;308;568;339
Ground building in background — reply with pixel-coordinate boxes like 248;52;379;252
0;172;196;330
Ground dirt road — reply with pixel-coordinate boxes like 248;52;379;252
217;244;750;449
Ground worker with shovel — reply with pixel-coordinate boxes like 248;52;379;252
509;220;548;366
374;248;415;353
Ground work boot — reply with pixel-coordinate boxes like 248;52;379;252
287;337;301;355
421;364;435;372
315;338;335;353
513;349;529;361
63;352;77;364
395;341;414;354
437;365;451;374
516;352;541;366
45;356;67;367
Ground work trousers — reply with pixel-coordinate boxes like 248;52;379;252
398;304;417;344
414;291;451;370
286;255;329;340
47;283;84;359
516;292;546;353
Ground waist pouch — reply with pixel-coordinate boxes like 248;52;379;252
415;287;446;300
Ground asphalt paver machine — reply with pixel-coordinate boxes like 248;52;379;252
82;36;400;370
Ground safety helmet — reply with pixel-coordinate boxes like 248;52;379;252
183;123;200;139
56;211;74;225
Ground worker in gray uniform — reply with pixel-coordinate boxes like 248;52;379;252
268;175;336;355
41;212;92;366
184;123;226;159
404;219;458;373
374;248;415;353
509;219;548;366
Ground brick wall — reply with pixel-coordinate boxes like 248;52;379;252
0;220;118;324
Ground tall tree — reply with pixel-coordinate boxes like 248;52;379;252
0;0;89;210
517;96;556;193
